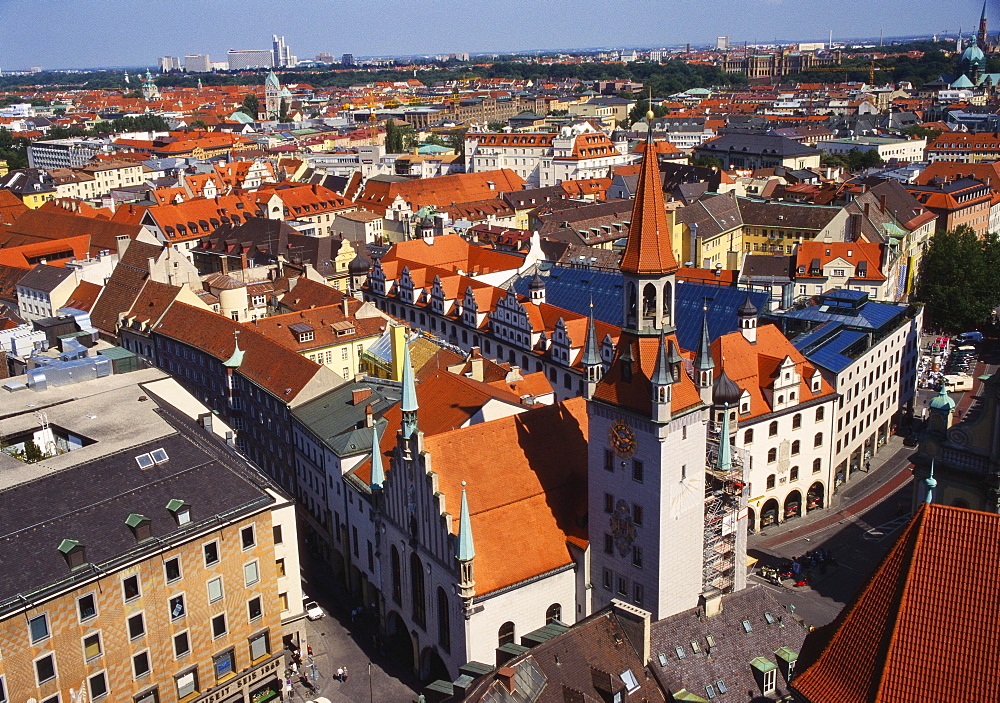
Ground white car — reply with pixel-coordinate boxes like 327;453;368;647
304;600;324;620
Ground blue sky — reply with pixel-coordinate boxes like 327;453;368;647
0;0;986;69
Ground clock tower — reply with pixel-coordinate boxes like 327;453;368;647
587;120;709;620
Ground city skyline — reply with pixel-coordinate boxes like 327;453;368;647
0;0;987;70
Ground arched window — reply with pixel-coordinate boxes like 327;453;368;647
390;546;401;604
626;282;637;327
744;429;754;444
814;432;824;447
410;553;426;628
791;440;800;455
545;603;562;625
498;621;515;647
767;448;777;463
790;466;799;482
792;414;802;429
642;283;657;325
813;458;822;473
661;282;672;325
437;587;450;652
815;407;825;422
769;421;778;437
766;474;776;490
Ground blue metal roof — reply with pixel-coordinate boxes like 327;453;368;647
779;297;905;332
796;328;868;373
512;266;623;326
674;282;769;352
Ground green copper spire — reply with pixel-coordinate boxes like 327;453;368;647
716;404;732;472
457;481;475;561
925;458;937;504
222;330;244;368
369;424;384;490
401;340;418;438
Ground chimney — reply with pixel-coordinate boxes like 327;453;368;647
611;599;652;665
880;194;887;213
863;202;870;218
341;296;350;315
704;594;724;618
116;233;131;258
496;667;516;694
470;356;484;382
364;404;374;427
352;388;372;405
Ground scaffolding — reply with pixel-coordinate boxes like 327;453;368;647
703;420;748;598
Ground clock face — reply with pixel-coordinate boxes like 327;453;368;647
610;499;636;556
609;419;636;458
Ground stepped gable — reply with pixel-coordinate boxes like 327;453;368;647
793;503;1000;703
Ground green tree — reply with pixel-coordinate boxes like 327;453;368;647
189;119;209;130
690;155;724;170
446;130;466;155
903;125;942;141
487;120;507;131
23;439;44;463
425;133;445;147
385;120;406;153
916;226;1000;331
627;99;669;126
278;98;290;122
239;93;259;119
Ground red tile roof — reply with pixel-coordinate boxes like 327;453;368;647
620;137;678;275
380;233;523;276
793;503;1000;703
593;332;702;416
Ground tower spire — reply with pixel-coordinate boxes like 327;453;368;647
369;424;384;490
695;305;715;401
457;481;475;561
716;403;732;472
401;339;419;438
925;458;937;504
582;299;603;398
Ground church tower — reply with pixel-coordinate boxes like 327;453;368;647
264;71;281;121
141;69;160;101
587;115;709;620
978;0;990;51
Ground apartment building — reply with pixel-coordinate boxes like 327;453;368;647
0;367;302;703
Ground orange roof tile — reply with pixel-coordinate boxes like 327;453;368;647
620;137;678;275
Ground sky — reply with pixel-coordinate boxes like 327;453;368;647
0;0;988;70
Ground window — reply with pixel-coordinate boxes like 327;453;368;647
763;667;776;694
169;595;185;620
813;458;822;474
89;671;108;699
633;583;643;605
602;568;612;590
545;603;562;625
241;526;255;549
203;541;220;566
498;621;515;647
438;587;451;653
176;669;198;699
791;440;800;455
135;689;159;703
213;649;236;681
273;525;283;544
632;546;643;568
128;613;145;640
604;449;614;472
792;413;801;429
815;407;825;422
36;653;56;684
244;561;259;586
632;504;643;525
604;533;613;554
248;597;262;621
279;593;288;611
617;576;628;596
0;677;5;703
767;448;777;463
211;613;227;638
411;553;426;629
390;546;401;604
133;651;151;678
83;632;102;660
632;459;644;483
814;432;824;447
174;631;190;658
208;577;223;603
276;558;286;577
604;493;614;513
767;474;776;490
790;466;799;482
78;594;97;621
769;421;778;436
249;631;270;661
123;575;141;601
29;614;50;643
164;557;181;582
744;429;753;444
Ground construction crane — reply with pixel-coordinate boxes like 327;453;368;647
793;60;894;84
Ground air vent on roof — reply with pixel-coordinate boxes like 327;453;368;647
135;453;154;469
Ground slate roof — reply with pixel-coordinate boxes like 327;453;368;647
737;198;839;232
15;263;73;293
793;504;1000;703
676;193;743;240
88;240;163;335
0;429;272;609
650;585;807;701
291;379;400;458
535;199;632;247
697;133;821;157
740;254;795;283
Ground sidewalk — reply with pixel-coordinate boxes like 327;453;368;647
751;436;914;552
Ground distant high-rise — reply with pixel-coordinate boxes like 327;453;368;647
272;35;296;68
716;36;730;50
183;54;211;73
159;56;181;73
316;52;335;64
227;49;274;71
342;53;355;66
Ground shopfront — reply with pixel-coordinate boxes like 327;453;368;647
194;653;284;703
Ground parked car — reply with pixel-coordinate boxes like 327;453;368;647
304;600;324;620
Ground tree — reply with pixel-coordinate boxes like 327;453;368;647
189;119;209;130
426;133;445;147
278;98;290;122
690;155;724;170
487;121;507;132
916;226;1000;331
23;439;44;463
385;120;406;153
903;125;943;141
627;99;669;126
239;93;259;119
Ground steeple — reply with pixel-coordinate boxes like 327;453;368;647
457;481;476;602
400;340;419;439
738;292;758;343
582;301;603;398
925;458;937;504
369;424;384;490
695;308;715;402
979;0;989;49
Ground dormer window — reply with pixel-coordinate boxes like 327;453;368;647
166;499;191;526
59;539;86;569
126;513;152;541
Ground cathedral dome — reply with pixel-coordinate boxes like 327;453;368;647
962;44;986;64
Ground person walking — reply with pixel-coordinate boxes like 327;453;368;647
343;666;349;682
337;666;344;682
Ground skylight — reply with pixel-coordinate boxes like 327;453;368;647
135;453;154;469
717;680;728;694
706;684;717;699
742;620;753;633
150;448;169;464
619;669;640;693
657;653;668;667
764;611;776;625
675;646;686;660
706;635;716;649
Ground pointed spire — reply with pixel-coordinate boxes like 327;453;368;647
716;404;732;472
369;424;384;490
401;340;419;438
925;458;937;504
581;299;601;368
695;307;714;372
620;100;677;277
457;481;475;561
223;330;244;368
651;329;672;385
